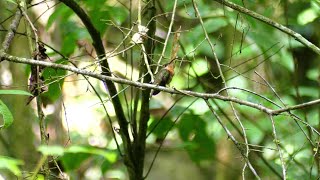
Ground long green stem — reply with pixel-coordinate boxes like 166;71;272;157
31;155;48;180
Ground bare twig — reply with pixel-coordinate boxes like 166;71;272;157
192;1;252;176
271;99;320;115
254;71;285;106
213;0;320;55
144;98;198;179
83;75;123;156
192;0;225;82
0;9;22;61
217;86;281;108
155;0;178;73
146;96;184;137
2;52;320;123
269;115;286;179
141;44;154;82
21;3;39;46
254;71;315;146
205;99;261;179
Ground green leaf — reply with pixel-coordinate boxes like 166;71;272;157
148;117;174;138
82;0;106;8
290;86;319;98
4;0;17;4
57;19;90;56
46;5;73;30
107;6;128;25
0;90;32;96
178;113;215;162
247;94;261;104
200;18;228;33
37;145;118;171
61;153;91;171
297;8;319;25
312;0;320;9
0;156;23;176
276;49;294;72
192;18;228;40
189;58;209;77
61;34;77;56
307;68;319;81
101;159;112;173
38;145;65;156
178;114;196;141
81;0;128;34
6;0;17;4
89;10;109;34
66;146;117;161
0;99;14;129
42;59;67;102
61;145;117;171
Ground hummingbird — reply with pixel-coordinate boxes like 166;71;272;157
151;28;180;96
151;59;175;95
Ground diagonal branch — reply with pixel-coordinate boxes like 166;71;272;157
0;9;22;61
192;2;251;176
205;99;261;179
213;0;320;55
58;0;134;171
155;0;178;73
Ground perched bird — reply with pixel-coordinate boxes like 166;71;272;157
151;27;180;96
152;60;175;95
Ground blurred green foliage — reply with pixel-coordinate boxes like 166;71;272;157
0;0;319;179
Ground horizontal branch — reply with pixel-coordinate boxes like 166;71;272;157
271;99;320;114
1;52;319;115
214;0;320;56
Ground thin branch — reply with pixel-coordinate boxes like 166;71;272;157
144;98;198;179
271;99;320;115
0;9;22;61
21;4;39;46
254;71;285;106
23;2;50;175
2;52;320;120
141;44;154;82
230;13;239;66
192;2;252;176
83;75;123;156
269;114;286;179
146;96;184;138
226;45;284;82
254;71;315;146
155;0;178;73
58;0;134;171
217;86;281;108
213;0;320;55
224;42;280;76
192;0;225;83
205;99;261;179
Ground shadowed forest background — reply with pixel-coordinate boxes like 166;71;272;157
0;0;320;179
